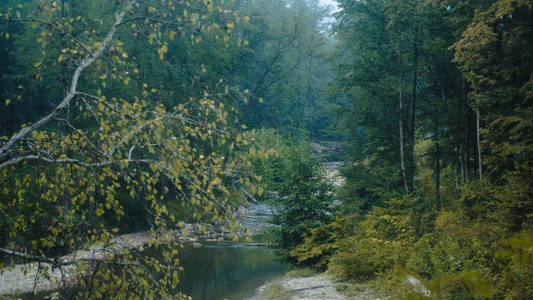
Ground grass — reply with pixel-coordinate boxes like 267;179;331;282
264;282;290;300
285;267;317;278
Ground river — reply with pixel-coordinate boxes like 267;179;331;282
17;204;289;300
148;242;290;300
166;204;290;300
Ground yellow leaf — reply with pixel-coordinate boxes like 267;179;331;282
5;99;10;106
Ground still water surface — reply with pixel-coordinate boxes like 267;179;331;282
171;242;291;300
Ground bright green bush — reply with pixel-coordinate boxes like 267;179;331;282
264;282;290;300
329;236;397;281
290;216;349;270
246;128;335;265
285;268;317;278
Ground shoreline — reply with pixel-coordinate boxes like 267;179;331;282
0;221;270;297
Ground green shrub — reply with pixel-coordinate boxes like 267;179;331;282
290;216;349;269
335;283;348;292
329;236;396;281
285;268;317;278
264;282;290;300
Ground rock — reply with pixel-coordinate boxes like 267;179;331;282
192;242;202;248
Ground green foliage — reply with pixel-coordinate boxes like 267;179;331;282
270;142;334;265
0;0;263;298
247;129;335;265
329;236;397;281
329;0;533;298
290;216;349;270
285;267;317;278
264;282;290;300
493;232;533;299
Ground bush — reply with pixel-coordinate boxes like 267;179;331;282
264;282;290;300
329;236;396;281
285;268;317;278
290;216;349;269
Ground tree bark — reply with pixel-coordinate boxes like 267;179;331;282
396;30;409;193
409;25;418;191
434;114;440;208
462;78;469;183
435;87;446;208
476;108;483;180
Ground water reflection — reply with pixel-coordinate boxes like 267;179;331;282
173;243;290;300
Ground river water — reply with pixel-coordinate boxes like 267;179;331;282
20;204;288;300
168;204;289;300
167;242;290;300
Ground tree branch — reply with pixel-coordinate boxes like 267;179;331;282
0;155;153;170
0;0;134;161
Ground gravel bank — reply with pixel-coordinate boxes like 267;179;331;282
251;274;348;300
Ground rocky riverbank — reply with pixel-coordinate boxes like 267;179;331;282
0;204;271;297
250;272;383;300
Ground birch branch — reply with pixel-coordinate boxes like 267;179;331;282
0;1;134;161
0;155;153;170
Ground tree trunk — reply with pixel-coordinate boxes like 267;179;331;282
462;78;469;183
435;87;446;208
396;29;409;193
434;115;441;208
409;25;418;191
399;92;409;193
476;108;483;180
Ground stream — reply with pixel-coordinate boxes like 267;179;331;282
13;161;342;299
146;203;290;300
155;242;290;300
18;204;289;300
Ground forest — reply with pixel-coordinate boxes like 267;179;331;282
0;0;531;299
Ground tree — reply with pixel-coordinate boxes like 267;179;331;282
453;0;533;230
269;142;334;264
0;0;256;298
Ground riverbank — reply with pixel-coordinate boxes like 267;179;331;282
259;274;348;300
0;204;271;297
252;270;381;300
